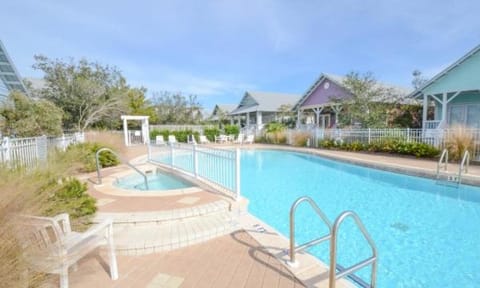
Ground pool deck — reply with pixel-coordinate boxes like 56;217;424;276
67;143;480;288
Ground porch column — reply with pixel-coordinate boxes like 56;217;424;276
122;117;129;146
296;109;301;128
256;111;263;130
230;117;234;125
237;115;241;125
422;94;428;129
313;107;324;127
441;92;447;127
246;112;250;128
332;105;342;127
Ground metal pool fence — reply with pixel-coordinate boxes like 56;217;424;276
147;143;241;200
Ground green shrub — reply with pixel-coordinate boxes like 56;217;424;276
318;139;336;149
45;177;97;220
204;127;220;141
150;129;200;143
224;125;240;136
265;122;286;133
67;142;119;172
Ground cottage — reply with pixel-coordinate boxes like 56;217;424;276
411;44;480;129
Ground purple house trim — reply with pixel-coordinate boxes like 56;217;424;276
301;78;351;107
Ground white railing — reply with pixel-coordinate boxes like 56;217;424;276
424;120;441;130
0;133;85;167
148;143;241;200
150;125;211;133
288;128;480;160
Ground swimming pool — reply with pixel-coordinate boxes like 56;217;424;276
115;171;192;191
241;149;480;287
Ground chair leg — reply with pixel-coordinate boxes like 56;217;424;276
107;225;118;280
60;265;69;288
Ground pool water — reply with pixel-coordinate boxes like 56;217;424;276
241;150;480;287
115;171;191;191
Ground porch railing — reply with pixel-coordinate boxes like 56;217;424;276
424;120;441;130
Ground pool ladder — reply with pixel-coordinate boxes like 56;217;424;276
436;149;470;186
95;147;149;190
289;196;378;288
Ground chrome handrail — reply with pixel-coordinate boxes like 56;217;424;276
95;147;149;190
436;148;448;177
289;196;332;265
458;150;470;184
329;211;378;288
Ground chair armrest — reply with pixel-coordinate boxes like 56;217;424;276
53;213;72;234
76;219;113;242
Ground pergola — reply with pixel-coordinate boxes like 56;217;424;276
121;115;150;146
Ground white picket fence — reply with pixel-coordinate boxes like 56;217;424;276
147;143;241;200
0;132;85;167
287;128;480;160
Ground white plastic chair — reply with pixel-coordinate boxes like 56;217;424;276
234;133;244;144
199;135;210;144
215;134;227;143
244;134;255;144
155;135;166;145
19;213;118;288
168;135;178;145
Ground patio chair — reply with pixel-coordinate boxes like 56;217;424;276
199;135;210;144
155;135;166;145
168;135;178;145
234;133;244;144
215;134;227;144
19;213;118;288
187;134;197;145
244;134;255;144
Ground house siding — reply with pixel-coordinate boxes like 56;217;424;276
301;79;351;107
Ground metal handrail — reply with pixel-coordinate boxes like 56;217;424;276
329;211;377;288
458;150;470;184
289;196;332;265
436;148;448;177
95;147;149;190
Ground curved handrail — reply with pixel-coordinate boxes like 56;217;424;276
458;150;470;184
95;147;149;190
289;196;332;264
436;148;448;176
329;211;377;288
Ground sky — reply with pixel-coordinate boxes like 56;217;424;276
1;0;480;111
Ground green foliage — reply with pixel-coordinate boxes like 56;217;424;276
319;137;439;158
265;122;286;133
45;178;96;219
33;55;135;131
0;91;63;137
150;129;200;143
224;125;239;136
67;142;120;172
203;127;220;141
126;87;158;123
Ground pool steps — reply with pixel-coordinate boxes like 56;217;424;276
94;200;240;255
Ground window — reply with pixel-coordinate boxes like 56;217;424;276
448;104;480;128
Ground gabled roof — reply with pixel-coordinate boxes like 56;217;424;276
293;73;413;110
0;40;27;96
210;104;236;120
230;91;300;115
410;44;480;98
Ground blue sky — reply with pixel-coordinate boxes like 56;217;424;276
1;0;480;111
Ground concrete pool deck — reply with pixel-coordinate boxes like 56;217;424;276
68;143;480;288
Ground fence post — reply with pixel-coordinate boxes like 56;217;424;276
235;148;241;201
368;128;371;144
61;134;67;151
3;137;10;163
36;135;48;163
407;128;410;142
170;144;175;169
193;144;198;178
147;142;152;161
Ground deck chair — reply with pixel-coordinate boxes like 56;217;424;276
234;133;244;144
155;135;166;145
168;135;178;145
199;135;210;144
244;134;255;144
19;213;118;288
215;134;227;143
187;135;197;145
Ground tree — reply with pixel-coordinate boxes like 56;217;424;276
0;91;63;137
277;104;295;127
152;92;204;124
412;70;428;90
335;72;399;128
33;55;130;131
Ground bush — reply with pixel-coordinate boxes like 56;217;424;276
204;127;220;142
265;131;287;144
150;129;200;143
224;125;240;136
446;126;474;161
67;142;120;172
292;131;311;147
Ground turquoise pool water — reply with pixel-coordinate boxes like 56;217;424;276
115;172;191;191
241;149;480;287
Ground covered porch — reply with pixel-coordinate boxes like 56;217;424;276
296;103;342;129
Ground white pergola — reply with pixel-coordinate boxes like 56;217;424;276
121;115;150;146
